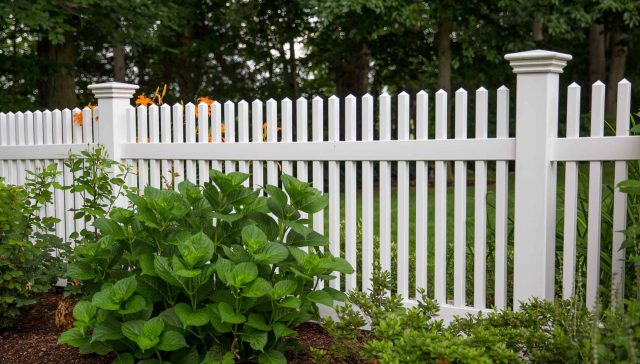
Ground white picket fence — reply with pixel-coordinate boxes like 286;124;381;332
0;49;638;321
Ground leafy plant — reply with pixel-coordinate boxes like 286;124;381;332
0;166;69;327
59;170;353;363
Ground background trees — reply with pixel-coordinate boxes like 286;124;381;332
0;0;638;121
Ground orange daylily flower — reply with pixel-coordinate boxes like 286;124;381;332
73;102;98;126
262;122;282;141
135;94;154;107
195;96;214;118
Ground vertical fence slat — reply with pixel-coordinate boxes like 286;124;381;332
328;95;341;290
398;92;410;299
312;96;324;263
42;110;54;220
434;90;448;304
281;98;293;176
185;103;197;184
82;107;93;144
586;81;605;309
209;101;221;180
238;100;250;185
160;104;172;189
415;90;429;296
0;113;7;180
495;86;510;308
474;87;488;309
201;102;213;181
380;92;392;275
612;79;632;303
224;101;236;173
362;94;374;292
252;100;264;191
72;108;82;144
266;99;278;186
52;110;65;239
24;111;34;181
562;83;581;299
345;94;357;291
137;106;149;189
62;109;75;240
16;112;25;185
172;103;184;190
454;89;468;307
149;105;160;188
126;106;137;190
296;97;309;187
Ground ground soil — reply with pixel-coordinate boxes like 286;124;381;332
0;291;361;364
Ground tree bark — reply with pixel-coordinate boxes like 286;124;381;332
532;19;543;41
334;43;370;98
36;32;78;109
288;40;298;99
605;30;627;119
113;44;126;82
588;23;606;85
437;20;454;180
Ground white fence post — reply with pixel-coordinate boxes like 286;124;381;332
87;82;139;163
506;50;571;308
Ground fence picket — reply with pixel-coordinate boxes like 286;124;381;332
126;106;137;190
281;98;293;176
612;79;632;303
266;99;278;186
362;93;374;292
398;92;410;299
328;95;341;290
563;83;581;299
454;88;468;307
295;97;308;190
380;92;392;275
172;103;184;190
495;86;509;307
149;105;161;188
312;96;325;266
200;102;213;182
0;113;7;180
16;112;25;186
238;100;250;184
160;104;172;189
62;109;75;240
252;100;264;192
586;81;605;309
415;90;429;296
185;103;197;184
52;110;65;239
345;94;357;291
7;112;16;184
474;88;488;309
434;90;448;304
224;101;236;173
137;106;149;190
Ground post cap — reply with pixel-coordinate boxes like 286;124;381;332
88;82;139;99
505;49;572;74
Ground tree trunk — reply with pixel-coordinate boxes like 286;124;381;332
334;43;370;98
113;44;126;82
437;20;454;180
588;23;606;86
532;19;543;41
36;32;78;109
288;40;298;99
605;30;627;119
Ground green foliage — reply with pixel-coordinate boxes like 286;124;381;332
0;166;68;327
59;170;352;363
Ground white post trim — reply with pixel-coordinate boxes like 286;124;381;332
506;49;571;308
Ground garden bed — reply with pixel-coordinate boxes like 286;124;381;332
0;291;351;364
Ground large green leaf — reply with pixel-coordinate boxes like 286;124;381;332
66;261;96;280
305;290;333;306
73;301;96;323
154;256;182;287
121;320;145;342
58;328;89;347
218;302;246;324
252;242;289;265
272;322;295;341
277;297;301;309
139;253;158;277
143;317;165;339
174;303;210;327
242;331;268;352
112;276;138;303
242;225;268;253
92;290;120;311
273;280;297;299
118;295;147;315
242;278;273;298
228;262;258;287
112;353;135;364
91;320;124;342
157;331;188;351
258;350;287;364
246;313;271;331
178;232;215;268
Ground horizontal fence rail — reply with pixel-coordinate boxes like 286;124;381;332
0;50;638;320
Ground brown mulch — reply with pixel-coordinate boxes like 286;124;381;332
0;291;363;364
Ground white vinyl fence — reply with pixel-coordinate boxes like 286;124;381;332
0;49;638;320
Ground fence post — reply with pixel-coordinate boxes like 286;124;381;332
505;50;571;308
87;82;139;163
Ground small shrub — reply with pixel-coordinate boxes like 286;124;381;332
59;170;353;363
0;166;68;327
